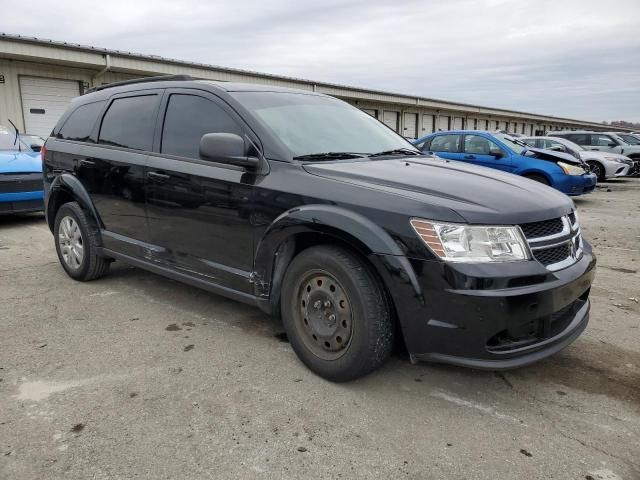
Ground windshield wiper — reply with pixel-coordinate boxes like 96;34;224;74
292;152;367;161
368;148;421;157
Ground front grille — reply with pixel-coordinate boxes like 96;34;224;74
0;173;43;194
533;244;570;266
520;218;564;239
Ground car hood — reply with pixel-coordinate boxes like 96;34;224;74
0;150;42;174
522;147;585;166
304;156;573;225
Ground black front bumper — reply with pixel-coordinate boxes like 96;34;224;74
372;244;596;369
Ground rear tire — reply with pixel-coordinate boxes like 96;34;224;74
281;245;394;382
54;202;110;281
587;161;605;182
524;173;550;186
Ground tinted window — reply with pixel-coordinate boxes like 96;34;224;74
430;134;461;152
590;134;616;147
99;95;159;151
564;134;588;145
464;135;501;155
58;101;105;142
161;94;241;159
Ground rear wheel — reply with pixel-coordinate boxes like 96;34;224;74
281;245;393;382
54;202;110;281
587;161;605;182
524;173;550;186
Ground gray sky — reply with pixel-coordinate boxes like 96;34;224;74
4;0;640;122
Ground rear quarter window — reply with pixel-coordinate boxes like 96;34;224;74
56;101;106;142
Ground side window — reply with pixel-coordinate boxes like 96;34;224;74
57;101;105;142
161;94;242;159
590;134;616;147
464;134;500;155
99;95;159;151
542;139;561;149
565;134;588;145
430;134;461;153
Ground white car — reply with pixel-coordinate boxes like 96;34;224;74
521;136;632;181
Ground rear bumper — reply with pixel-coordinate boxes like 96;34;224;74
0;191;44;214
372;244;596;370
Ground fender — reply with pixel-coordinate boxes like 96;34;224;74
253;204;423;312
46;174;103;231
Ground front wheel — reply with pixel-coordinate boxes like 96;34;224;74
281;245;394;382
54;202;110;281
524;173;550;186
587;161;605;182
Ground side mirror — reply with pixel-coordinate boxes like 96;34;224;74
199;133;259;169
608;142;617;148
30;144;42;152
547;145;564;152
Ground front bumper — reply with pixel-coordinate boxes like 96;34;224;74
553;172;597;196
372;244;596;370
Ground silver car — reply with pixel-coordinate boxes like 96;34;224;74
521;136;632;181
549;131;640;177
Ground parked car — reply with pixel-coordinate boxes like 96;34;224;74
413;130;597;195
43;76;595;381
19;133;46;152
0;125;44;214
549;131;640;176
521;136;632;181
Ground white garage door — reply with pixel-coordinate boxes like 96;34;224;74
437;115;450;131
361;108;377;118
403;113;417;139
453;117;464;130
20;77;81;137
382;111;399;132
422;114;434;135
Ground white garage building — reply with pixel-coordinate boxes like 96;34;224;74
0;33;612;139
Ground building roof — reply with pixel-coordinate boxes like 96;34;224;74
0;32;612;128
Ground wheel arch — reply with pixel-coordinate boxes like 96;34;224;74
520;169;553;185
46;174;102;232
253;205;422;318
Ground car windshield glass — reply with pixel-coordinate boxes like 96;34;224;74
493;133;527;154
20;135;44;147
231;92;418;158
0;130;19;151
617;134;640;145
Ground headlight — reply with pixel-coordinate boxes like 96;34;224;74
410;219;530;263
603;156;623;163
558;161;585;176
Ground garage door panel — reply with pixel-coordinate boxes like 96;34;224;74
403;113;417;139
20;77;80;137
383;111;399;132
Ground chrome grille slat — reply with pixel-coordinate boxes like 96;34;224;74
519;213;581;271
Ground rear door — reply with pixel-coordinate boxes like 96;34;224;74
462;134;513;172
144;89;256;293
425;134;462;160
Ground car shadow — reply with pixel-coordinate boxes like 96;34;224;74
0;212;46;228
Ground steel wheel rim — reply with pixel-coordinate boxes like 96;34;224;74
590;163;601;178
295;270;353;361
58;216;84;270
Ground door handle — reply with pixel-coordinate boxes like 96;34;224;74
463;155;476;159
147;171;170;182
79;159;95;167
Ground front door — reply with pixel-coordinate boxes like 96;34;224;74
144;89;257;293
588;134;623;154
426;133;462;161
462;134;514;172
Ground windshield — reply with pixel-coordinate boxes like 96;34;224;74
0;130;19;151
617;134;640;145
231;92;417;157
493;133;527;154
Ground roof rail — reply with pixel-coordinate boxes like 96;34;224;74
85;74;194;94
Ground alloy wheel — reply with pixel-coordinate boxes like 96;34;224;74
58;216;84;270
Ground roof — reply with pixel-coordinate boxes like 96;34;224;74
0;32;619;128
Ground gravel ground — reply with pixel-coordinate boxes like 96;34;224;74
1;178;638;480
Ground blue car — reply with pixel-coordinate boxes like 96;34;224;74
0;126;44;214
413;130;597;196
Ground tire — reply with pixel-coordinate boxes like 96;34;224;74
281;245;394;382
587;161;605;182
54;202;110;281
524;173;550;186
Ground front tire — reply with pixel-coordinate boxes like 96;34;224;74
524;173;550;186
54;202;110;281
281;245;394;382
587;161;605;182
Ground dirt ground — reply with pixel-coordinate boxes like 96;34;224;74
1;178;638;480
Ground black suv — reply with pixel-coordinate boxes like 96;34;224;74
43;76;596;381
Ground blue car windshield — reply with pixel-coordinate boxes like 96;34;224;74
0;130;20;151
494;133;527;154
